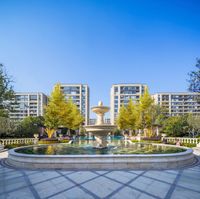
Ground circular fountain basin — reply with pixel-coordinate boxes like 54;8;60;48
7;141;195;169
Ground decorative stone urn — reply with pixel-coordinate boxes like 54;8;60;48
33;134;39;144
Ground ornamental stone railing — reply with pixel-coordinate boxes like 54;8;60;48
0;138;35;146
164;137;200;145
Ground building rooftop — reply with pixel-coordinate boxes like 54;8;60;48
152;92;200;95
112;83;147;86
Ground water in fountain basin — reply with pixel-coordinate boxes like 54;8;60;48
15;140;186;155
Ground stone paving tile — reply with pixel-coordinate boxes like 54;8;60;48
95;170;109;175
129;170;144;175
110;186;155;199
163;170;179;175
0;176;28;194
28;171;60;184
129;176;171;198
171;186;200;199
177;170;200;192
50;176;72;186
1;187;35;199
0;168;15;175
24;170;41;176
181;169;200;180
49;187;95;199
4;171;23;180
143;170;177;184
33;179;73;199
105;171;138;183
187;167;200;172
57;171;75;175
67;171;98;184
82;176;121;198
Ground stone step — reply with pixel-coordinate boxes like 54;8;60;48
0;144;4;151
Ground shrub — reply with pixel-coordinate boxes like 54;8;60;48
38;139;58;144
131;139;162;144
142;136;161;141
131;140;139;143
60;139;69;143
4;143;31;149
180;143;196;148
38;138;69;144
163;141;196;148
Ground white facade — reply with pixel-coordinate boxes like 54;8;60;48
9;92;48;120
152;92;200;116
110;83;147;124
60;84;90;125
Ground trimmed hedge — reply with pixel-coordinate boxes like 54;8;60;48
38;138;69;144
5;143;31;149
131;140;162;144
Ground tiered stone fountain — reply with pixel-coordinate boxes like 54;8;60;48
84;101;117;148
7;101;195;169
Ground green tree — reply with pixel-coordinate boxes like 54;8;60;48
44;84;84;138
150;104;166;126
137;88;155;131
63;99;84;131
116;105;129;130
0;63;15;117
187;114;200;137
44;83;69;137
188;58;200;93
162;115;189;137
116;88;166;137
14;116;44;138
0;117;17;138
126;99;138;131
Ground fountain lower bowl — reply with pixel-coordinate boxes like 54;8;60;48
7;142;195;170
85;124;116;131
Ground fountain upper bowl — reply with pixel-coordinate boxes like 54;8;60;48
91;106;110;114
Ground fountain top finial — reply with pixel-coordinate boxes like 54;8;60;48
98;101;103;106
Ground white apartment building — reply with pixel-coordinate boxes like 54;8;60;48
59;84;90;125
9;92;48;120
110;83;147;124
152;92;200;116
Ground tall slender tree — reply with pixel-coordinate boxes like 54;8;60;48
137;88;154;130
44;84;83;138
188;58;200;93
44;84;69;137
0;63;15;117
116;88;165;137
117;104;129;130
126;99;138;131
63;99;84;131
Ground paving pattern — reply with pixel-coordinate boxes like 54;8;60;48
0;151;200;199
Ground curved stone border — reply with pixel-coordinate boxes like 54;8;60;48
7;143;195;170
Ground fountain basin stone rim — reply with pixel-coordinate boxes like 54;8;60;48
7;143;195;169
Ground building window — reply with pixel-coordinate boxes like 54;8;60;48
30;95;37;101
114;87;118;94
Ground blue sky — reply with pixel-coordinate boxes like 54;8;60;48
0;0;200;108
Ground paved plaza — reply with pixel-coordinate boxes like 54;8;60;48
0;151;200;199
